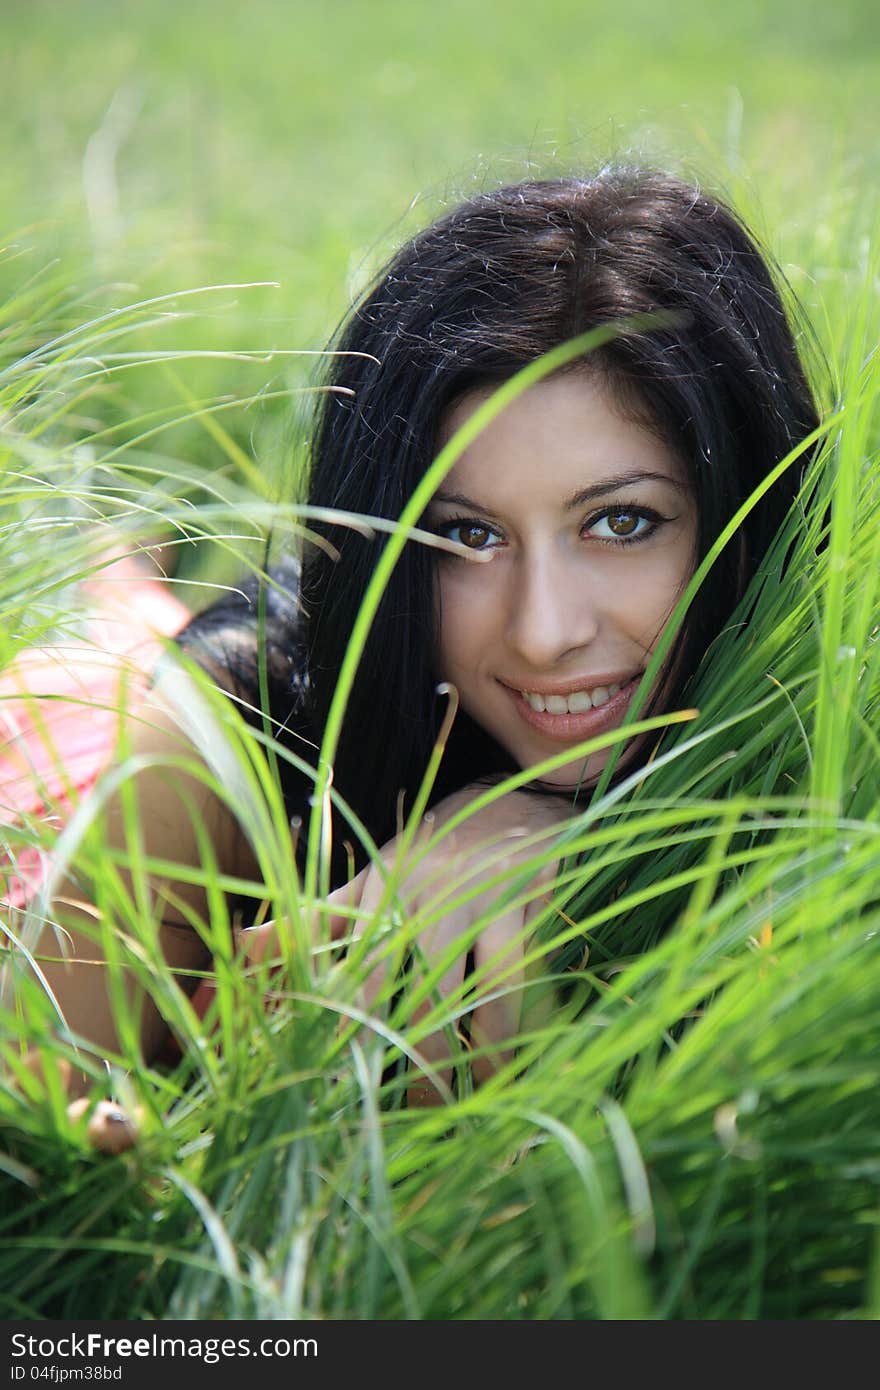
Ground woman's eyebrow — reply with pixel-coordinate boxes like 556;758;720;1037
432;470;686;513
563;470;688;508
430;489;494;511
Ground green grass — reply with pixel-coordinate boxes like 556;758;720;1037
0;0;878;1321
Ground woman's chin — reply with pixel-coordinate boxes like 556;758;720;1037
521;735;648;795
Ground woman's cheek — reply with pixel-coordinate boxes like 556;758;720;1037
627;552;693;653
435;567;494;674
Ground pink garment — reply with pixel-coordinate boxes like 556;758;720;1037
0;556;190;909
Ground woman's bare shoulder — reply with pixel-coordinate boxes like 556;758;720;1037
96;662;255;908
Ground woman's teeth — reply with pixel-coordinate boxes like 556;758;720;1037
521;684;623;714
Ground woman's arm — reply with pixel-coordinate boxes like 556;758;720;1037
31;673;250;1098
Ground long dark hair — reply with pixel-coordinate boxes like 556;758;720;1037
181;168;820;874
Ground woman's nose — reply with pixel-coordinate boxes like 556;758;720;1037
504;547;600;668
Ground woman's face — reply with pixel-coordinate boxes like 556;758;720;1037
429;373;698;790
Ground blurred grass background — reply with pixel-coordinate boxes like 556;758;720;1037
2;0;877;447
2;0;877;595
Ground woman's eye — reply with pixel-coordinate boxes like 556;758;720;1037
587;509;656;542
443;521;503;550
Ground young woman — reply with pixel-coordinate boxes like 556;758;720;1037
9;167;820;1135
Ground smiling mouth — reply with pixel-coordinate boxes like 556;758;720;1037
502;675;644;744
518;681;623;714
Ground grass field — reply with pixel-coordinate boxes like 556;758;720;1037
2;1;877;490
0;0;878;1321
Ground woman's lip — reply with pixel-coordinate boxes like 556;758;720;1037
501;675;637;698
503;676;643;744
